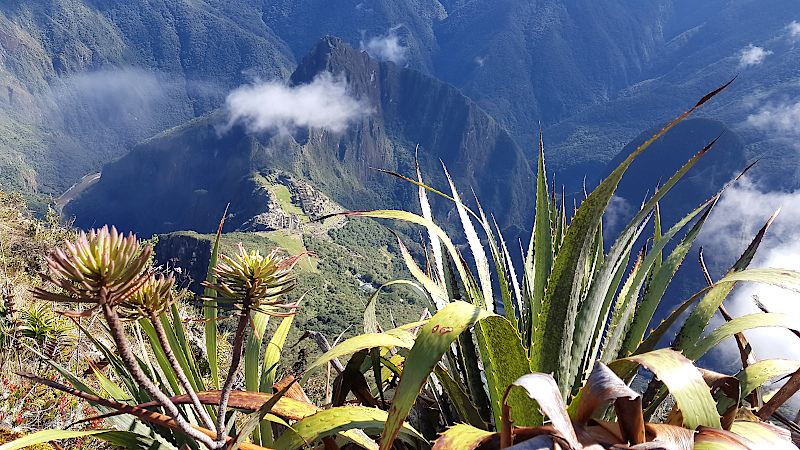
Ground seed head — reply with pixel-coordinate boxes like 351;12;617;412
202;243;302;317
118;273;180;320
33;225;152;316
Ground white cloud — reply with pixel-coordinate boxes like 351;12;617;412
698;177;800;367
738;44;772;67
746;99;800;135
223;73;371;135
474;56;485;67
602;196;633;240
361;26;407;65
788;21;800;39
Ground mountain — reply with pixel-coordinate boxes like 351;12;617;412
598;118;747;231
0;0;296;201
541;0;800;191
2;0;798;207
65;37;535;239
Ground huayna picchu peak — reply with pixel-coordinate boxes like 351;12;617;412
65;36;535;240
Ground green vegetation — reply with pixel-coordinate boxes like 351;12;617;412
3;84;800;450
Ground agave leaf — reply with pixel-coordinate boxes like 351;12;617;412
380;301;493;450
364;280;428;335
531;98;706;395
690;313;800;360
459;323;494;425
505;373;580;449
342;210;476;301
416;151;446;289
394;233;448;310
619;197;717;358
495;216;523;329
474;316;542;427
475;196;516;326
601;244;646;364
643;423;695;447
301;328;415;384
673;209;780;353
628;202;713;355
431;423;495;450
694;426;755;449
442;164;492;310
625;349;721;429
273;406;426;450
576;243;632;391
721;267;800;288
700;369;741;430
434;365;487;430
205;209;226;391
526;132;553;346
729;421;795;448
736;359;800;398
633;285;714;359
572;131;725;395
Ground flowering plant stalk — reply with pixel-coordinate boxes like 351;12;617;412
28;227;302;449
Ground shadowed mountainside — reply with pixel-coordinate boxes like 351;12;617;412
66;37;535;240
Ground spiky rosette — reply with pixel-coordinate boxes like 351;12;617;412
118;273;180;320
202;243;302;319
32;225;152;317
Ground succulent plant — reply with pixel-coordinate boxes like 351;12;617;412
32;225;151;316
203;243;302;321
118;273;179;320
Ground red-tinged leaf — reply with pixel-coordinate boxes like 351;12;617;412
574;362;644;445
17;373;272;450
694;426;755;449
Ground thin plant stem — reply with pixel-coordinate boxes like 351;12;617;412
149;310;216;431
102;303;218;449
215;306;249;445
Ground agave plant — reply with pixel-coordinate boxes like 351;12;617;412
279;79;800;449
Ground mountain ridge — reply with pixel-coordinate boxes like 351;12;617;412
65;37;536;240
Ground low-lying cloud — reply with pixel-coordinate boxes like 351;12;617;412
739;44;772;67
361;26;407;65
224;73;371;134
698;176;800;376
746;99;800;135
788;21;800;40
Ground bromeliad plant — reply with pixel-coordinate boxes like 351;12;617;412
5;225;307;450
